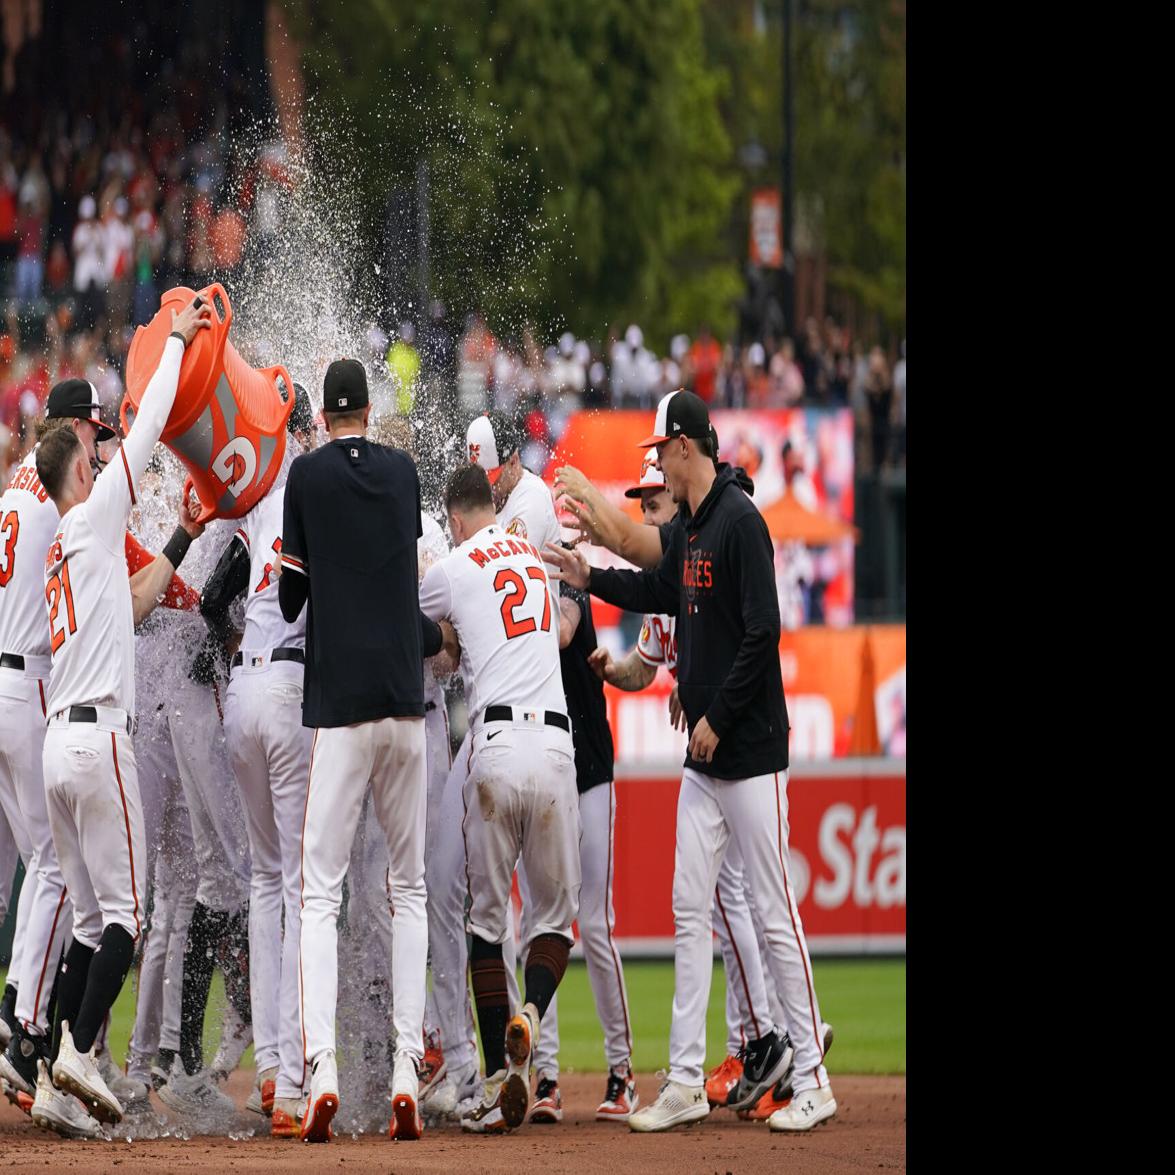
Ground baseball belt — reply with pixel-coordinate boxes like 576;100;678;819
482;705;570;732
51;705;133;736
231;647;305;669
0;652;25;670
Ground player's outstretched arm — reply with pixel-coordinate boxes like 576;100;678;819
88;296;212;551
555;464;663;569
588;645;657;692
130;489;206;626
199;530;251;642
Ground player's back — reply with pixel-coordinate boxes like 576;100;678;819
0;449;61;659
429;522;564;721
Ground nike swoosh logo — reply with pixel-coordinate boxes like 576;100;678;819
486;730;502;741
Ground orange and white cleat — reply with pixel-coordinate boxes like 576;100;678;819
704;1053;743;1108
271;1095;303;1139
389;1051;423;1141
300;1051;338;1143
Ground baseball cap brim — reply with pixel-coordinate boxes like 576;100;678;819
93;420;117;441
636;431;670;448
486;464;506;486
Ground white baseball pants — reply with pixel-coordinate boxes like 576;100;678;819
127;708;196;1073
0;665;71;1035
713;839;776;1053
462;720;580;951
575;781;634;1068
425;730;479;1073
0;804;17;923
167;676;251;913
224;658;313;1099
298;717;428;1071
427;730;564;1075
42;717;146;949
668;769;828;1094
421;694;451;1045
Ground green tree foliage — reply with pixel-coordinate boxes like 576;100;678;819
702;1;906;336
282;0;741;346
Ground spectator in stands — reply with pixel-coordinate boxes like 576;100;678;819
14;190;45;305
386;321;422;416
457;308;496;414
892;340;906;467
102;194;134;332
768;337;804;407
686;324;722;404
71;195;106;330
863;345;894;473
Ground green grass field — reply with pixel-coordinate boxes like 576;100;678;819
3;957;904;1076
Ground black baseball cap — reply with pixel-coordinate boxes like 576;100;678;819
638;389;711;447
46;378;116;440
288;381;314;435
323;359;369;413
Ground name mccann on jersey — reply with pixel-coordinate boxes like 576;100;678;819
466;536;546;569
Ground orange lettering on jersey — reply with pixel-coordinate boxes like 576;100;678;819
494;541;512;558
507;539;522;555
45;536;63;573
488;545;501;559
468;548;490;569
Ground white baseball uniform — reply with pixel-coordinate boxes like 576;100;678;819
426;470;565;1077
223;478;312;1100
0;449;72;1038
636;610;782;1056
41;336;186;952
420;520;579;956
0;803;18;925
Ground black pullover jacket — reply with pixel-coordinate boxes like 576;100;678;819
589;464;789;780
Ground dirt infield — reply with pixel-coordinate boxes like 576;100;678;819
0;1069;906;1172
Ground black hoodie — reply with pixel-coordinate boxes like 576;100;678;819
589;464;789;780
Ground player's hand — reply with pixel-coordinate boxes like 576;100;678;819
668;682;687;732
439;618;461;665
178;488;206;538
170;295;214;345
559;495;604;547
588;646;614;682
543;542;590;590
688;715;719;764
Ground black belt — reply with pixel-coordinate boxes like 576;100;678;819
231;647;305;668
483;705;569;732
425;701;437;712
65;706;132;735
1;652;25;670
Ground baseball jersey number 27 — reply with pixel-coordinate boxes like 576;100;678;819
494;566;551;639
46;558;78;653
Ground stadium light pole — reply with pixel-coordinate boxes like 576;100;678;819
781;0;796;337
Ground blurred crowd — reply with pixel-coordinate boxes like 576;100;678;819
1;20;904;490
438;314;906;479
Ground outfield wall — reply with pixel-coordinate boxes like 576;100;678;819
589;757;906;958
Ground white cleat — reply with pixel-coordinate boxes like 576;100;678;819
300;1049;339;1143
423;1060;478;1119
461;1069;509;1134
96;1048;150;1109
31;1059;103;1139
52;1021;123;1124
501;1002;538;1129
390;1050;423;1140
768;1083;837;1132
158;1066;237;1120
628;1073;709;1133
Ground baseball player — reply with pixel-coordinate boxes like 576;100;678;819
29;295;212;1126
419;463;580;1135
554;567;639;1122
588;451;790;1115
547;389;836;1134
277;359;445;1144
424;410;564;1117
200;383;317;1136
0;379;118;1102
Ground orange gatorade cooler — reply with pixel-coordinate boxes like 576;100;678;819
123;283;295;522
